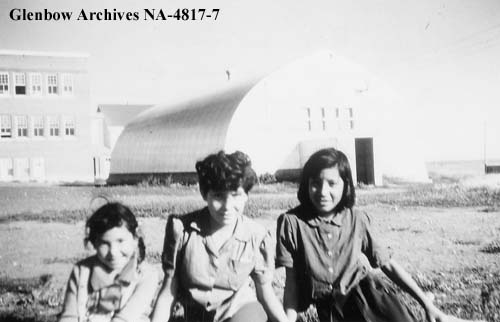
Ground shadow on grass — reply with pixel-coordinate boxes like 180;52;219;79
0;275;62;322
0;313;56;322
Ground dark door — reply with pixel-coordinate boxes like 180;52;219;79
355;138;374;185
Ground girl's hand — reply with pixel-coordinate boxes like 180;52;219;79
425;304;448;322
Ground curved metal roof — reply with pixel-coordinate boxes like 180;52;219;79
110;80;259;175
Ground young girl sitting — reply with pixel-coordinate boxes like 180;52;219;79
276;148;451;322
58;202;159;322
152;150;288;322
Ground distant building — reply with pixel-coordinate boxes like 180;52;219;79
0;50;107;182
92;104;153;180
108;51;430;185
94;104;152;151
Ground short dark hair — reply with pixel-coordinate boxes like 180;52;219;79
297;148;355;212
85;202;145;263
195;150;257;198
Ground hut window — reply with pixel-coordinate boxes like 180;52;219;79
306;107;312;131
336;107;355;131
321;107;326;131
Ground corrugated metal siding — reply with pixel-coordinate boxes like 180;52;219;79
110;81;258;175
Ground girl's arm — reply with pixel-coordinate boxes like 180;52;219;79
255;281;289;322
152;215;184;322
151;274;178;322
381;259;448;322
283;267;299;322
112;264;160;322
58;266;80;322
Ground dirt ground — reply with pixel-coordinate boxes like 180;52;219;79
1;205;499;321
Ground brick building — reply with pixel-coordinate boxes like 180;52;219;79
0;50;107;182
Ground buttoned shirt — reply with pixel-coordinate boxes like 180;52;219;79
58;255;159;322
162;208;274;322
276;206;391;311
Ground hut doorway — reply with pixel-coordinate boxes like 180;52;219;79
355;137;375;185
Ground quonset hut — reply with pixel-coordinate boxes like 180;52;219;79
108;51;429;185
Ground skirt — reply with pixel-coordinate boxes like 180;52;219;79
315;274;418;322
169;300;267;322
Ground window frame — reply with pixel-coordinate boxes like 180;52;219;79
61;73;74;96
48;116;60;137
46;74;58;96
29;73;43;96
0;115;12;138
63;116;76;136
13;72;27;96
32;116;44;137
0;72;9;96
16;115;28;137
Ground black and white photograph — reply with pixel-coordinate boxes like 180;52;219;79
0;1;499;321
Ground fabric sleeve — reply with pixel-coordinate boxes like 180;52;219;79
161;215;185;278
112;264;160;322
275;213;296;268
251;229;275;285
57;265;80;322
360;211;392;268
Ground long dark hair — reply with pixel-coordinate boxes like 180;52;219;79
297;148;355;213
85;202;146;263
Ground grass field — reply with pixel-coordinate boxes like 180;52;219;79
1;176;499;322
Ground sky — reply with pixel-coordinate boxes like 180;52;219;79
1;0;500;161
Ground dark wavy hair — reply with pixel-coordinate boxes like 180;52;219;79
195;150;257;198
297;148;355;212
85;202;146;263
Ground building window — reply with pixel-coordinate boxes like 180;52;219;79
47;74;58;95
0;115;12;138
33;116;44;137
16;115;28;137
14;73;26;95
0;158;14;179
336;107;355;130
61;74;73;95
64;116;75;136
0;72;9;95
30;73;42;95
48;116;60;136
15;158;30;178
321;107;326;131
306;107;312;131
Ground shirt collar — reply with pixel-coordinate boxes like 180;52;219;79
189;208;250;241
90;254;138;291
305;208;346;227
233;215;251;241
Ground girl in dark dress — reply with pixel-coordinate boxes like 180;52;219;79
276;148;451;322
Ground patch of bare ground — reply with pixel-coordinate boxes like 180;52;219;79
1;205;499;321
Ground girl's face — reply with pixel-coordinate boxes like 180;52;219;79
308;165;345;215
95;225;137;272
205;186;248;229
